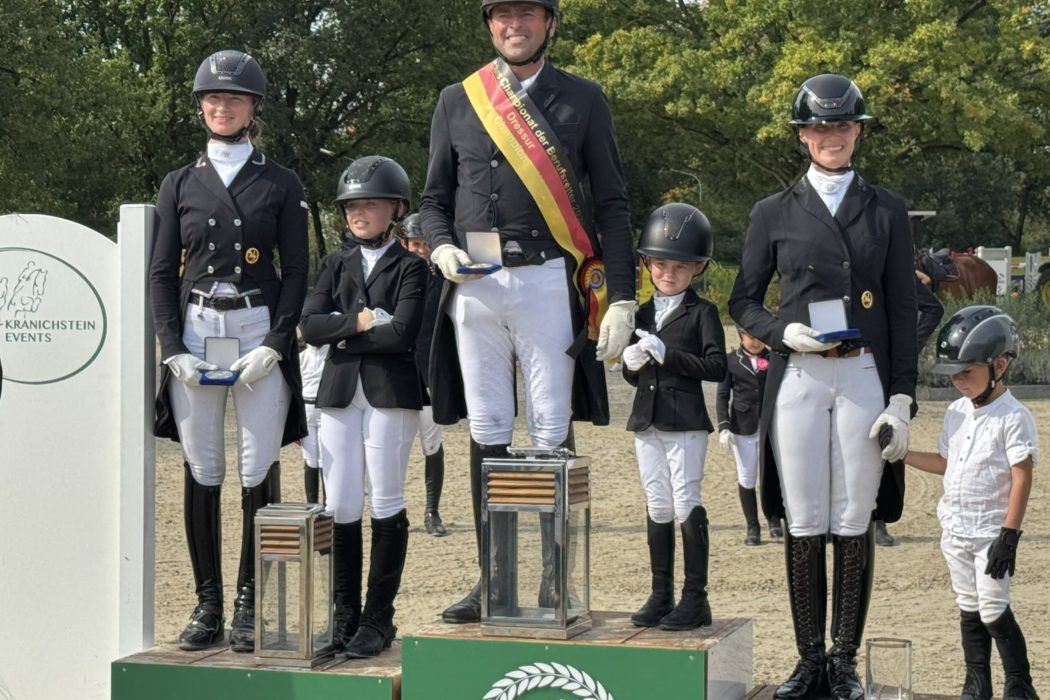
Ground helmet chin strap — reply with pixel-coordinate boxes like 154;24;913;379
344;220;399;249
972;362;1002;407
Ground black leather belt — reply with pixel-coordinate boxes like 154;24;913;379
817;345;871;359
191;293;261;311
501;244;562;268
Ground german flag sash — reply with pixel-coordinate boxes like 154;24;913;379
462;59;607;340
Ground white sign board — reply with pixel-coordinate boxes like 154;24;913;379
0;210;154;700
975;245;1011;295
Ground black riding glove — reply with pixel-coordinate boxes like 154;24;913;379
984;527;1021;579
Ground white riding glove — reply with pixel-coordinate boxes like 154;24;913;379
782;322;840;353
430;244;486;284
634;328;666;365
231;346;281;386
718;429;734;454
164;353;218;386
621;342;650;372
365;307;392;329
596;300;638;361
868;394;913;462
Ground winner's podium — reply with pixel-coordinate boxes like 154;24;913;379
402;612;752;700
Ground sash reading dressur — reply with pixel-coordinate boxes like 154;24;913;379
462;59;608;340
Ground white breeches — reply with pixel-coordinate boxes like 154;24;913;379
449;258;575;448
634;428;708;524
300;403;322;468
169;303;290;488
319;383;418;524
417;404;444;457
771;352;884;537
731;431;760;489
941;530;1012;623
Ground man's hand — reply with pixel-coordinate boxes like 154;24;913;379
596;300;638;361
430;244;487;284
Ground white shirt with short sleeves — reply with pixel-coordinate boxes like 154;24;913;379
936;389;1038;538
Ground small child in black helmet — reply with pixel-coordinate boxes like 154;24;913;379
904;306;1039;700
623;203;727;631
299;155;427;659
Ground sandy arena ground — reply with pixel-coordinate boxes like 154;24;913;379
153;370;1048;695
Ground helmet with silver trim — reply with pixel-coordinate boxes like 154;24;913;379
932;305;1019;375
638;203;713;263
193;50;267;100
790;73;872;126
334;156;412;221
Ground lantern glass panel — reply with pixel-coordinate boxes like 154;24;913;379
259;558;303;653
311;547;333;650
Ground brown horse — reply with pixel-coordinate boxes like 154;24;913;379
916;250;999;300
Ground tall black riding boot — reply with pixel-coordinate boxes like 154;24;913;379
827;528;874;700
959;609;993;700
441;441;509;623
985;607;1039;700
660;506;712;630
178;464;225;650
304;463;322;505
631;514;675;627
345;510;410;658
424;447;447;536
331;520;362;651
229;462;281;652
775;532;828;700
739;485;761;546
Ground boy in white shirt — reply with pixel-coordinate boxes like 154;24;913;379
905;306;1038;700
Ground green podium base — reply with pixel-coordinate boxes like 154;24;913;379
112;641;401;700
402;611;752;700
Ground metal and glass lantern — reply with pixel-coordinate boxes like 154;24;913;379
481;447;591;639
254;503;334;667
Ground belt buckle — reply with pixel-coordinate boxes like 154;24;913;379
212;296;238;311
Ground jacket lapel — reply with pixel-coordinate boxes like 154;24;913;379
366;245;400;289
190;154;239;217
228;149;267;199
793;177;849;258
526;61;561;111
656;289;697;333
737;348;757;376
834;175;874;230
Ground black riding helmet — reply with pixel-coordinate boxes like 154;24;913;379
193;50;267;144
790;73;873;171
335;156;412;248
932;305;1020;405
401;213;424;240
482;0;559;67
637;203;714;263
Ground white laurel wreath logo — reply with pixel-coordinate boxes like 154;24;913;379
483;662;614;700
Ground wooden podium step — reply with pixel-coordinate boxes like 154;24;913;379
112;640;401;700
402;610;752;700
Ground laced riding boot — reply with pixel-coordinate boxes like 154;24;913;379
827;528;874;700
775;532;828;700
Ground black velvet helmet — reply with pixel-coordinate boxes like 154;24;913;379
932;305;1020;375
638;203;713;263
334;156;411;220
193;50;267;100
790;74;872;126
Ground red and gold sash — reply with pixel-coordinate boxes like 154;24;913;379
462;59;607;340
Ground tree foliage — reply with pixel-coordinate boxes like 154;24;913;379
2;0;1050;263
